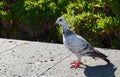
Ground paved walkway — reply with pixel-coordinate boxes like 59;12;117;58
0;38;119;77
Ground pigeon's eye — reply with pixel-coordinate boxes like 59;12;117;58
59;19;62;22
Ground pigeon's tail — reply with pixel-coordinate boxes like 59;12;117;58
95;50;110;63
87;50;110;63
102;57;110;63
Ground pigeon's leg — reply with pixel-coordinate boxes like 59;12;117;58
70;55;82;69
70;61;81;69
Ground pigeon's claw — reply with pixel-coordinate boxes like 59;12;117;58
70;61;81;69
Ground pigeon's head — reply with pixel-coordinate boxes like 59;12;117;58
55;17;67;26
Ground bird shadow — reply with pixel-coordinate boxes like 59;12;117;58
82;63;117;77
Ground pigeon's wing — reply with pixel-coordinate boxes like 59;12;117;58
64;34;95;54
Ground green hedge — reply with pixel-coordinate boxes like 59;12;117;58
0;0;68;42
0;0;120;49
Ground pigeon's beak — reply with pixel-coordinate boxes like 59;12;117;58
55;20;59;25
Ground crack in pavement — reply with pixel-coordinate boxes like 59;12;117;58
38;53;72;77
0;42;30;54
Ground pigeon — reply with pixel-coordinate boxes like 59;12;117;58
55;17;110;69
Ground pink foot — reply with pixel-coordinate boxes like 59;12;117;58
70;61;81;69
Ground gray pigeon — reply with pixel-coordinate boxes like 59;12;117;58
55;17;110;68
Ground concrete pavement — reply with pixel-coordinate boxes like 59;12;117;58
0;38;119;77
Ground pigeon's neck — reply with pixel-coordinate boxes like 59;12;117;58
62;24;74;37
62;24;69;32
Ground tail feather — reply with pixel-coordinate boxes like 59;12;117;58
103;58;110;63
86;50;110;63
